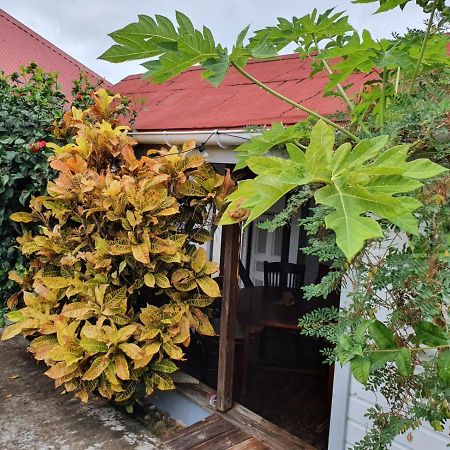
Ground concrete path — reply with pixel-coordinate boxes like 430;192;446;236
0;337;162;450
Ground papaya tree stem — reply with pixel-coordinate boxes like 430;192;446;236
380;69;388;126
231;62;360;142
312;35;355;111
409;1;437;94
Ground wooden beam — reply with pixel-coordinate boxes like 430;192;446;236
217;223;241;412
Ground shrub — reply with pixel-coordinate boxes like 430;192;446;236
1;90;234;408
0;65;115;326
0;64;66;324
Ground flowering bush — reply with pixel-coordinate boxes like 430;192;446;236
1;90;234;409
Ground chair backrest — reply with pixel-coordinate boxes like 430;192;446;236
263;261;305;290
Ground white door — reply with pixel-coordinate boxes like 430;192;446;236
249;214;283;286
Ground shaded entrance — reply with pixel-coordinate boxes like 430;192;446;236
183;196;339;449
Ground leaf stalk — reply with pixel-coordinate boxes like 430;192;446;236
231;62;360;142
409;0;438;94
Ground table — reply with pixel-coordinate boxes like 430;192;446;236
237;287;336;398
238;287;305;330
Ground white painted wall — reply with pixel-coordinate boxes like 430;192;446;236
328;240;450;450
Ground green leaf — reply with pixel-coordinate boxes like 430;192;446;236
82;355;109;381
9;212;38;223
99;37;160;63
348;135;388;168
101;11;226;86
154;273;170;289
314;182;384;259
222;120;444;261
80;338;108;354
230;25;251;67
150;359;178;374
374;0;408;13
151;372;175;390
368;320;397;349
351;356;370;384
201;51;230;87
366;175;423;194
369;350;398;371
395;348;412;376
234;122;307;170
436;350;450;385
115;381;137;402
402;159;448;180
185;295;216;307
286;143;305;165
414;321;448;347
144;273;155;288
306;120;335;172
196;276;221;297
220;176;297;227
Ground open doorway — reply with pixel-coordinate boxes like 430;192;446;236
182;197;338;450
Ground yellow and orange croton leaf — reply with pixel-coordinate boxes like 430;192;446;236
3;88;234;406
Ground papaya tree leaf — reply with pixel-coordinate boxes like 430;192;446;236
220;120;447;260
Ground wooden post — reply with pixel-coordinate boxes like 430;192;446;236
216;223;241;412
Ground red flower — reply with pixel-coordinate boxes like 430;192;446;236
29;140;46;153
76;93;83;100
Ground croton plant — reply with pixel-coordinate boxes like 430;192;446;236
1;90;234;408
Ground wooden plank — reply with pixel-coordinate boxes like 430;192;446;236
229;437;270;450
190;428;249;450
217;223;241;412
225;403;316;450
164;415;221;445
165;414;234;449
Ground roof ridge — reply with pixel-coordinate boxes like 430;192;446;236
0;8;111;85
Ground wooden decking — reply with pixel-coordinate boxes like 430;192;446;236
164;380;316;450
165;414;268;450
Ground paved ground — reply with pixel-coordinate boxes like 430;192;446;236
0;337;162;450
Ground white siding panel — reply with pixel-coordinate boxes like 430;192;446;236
330;234;450;449
343;377;450;450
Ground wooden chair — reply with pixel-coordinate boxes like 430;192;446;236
258;262;305;362
263;261;305;290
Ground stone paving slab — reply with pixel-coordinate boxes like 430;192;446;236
0;337;162;450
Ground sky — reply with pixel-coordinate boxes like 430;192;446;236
0;0;428;84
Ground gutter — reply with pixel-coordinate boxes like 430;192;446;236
130;129;260;149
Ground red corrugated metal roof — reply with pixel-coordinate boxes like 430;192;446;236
113;54;375;131
0;9;111;97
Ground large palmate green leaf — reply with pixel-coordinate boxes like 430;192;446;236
220;120;447;260
100;11;229;87
250;8;353;56
319;31;450;93
234;122;308;170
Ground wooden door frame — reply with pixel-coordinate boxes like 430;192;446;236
215;209;293;411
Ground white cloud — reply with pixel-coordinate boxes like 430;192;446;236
1;0;427;83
